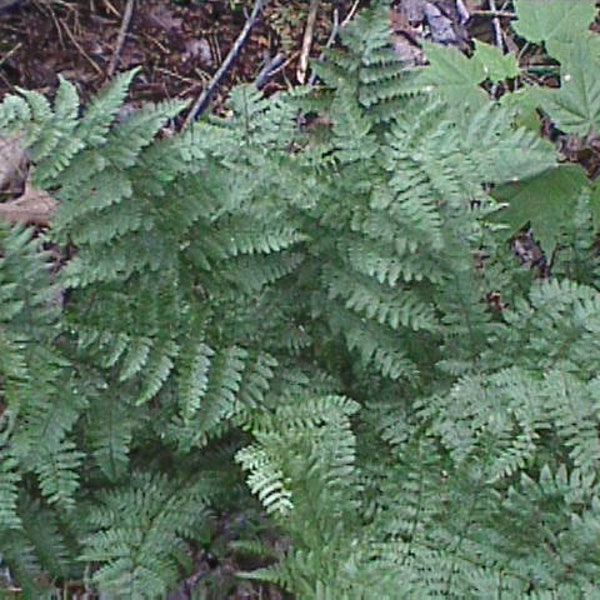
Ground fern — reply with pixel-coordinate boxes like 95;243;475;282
231;4;600;597
81;472;214;597
1;1;600;597
0;223;83;593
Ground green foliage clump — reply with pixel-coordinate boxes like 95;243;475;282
1;0;600;597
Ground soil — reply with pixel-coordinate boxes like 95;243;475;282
0;0;355;119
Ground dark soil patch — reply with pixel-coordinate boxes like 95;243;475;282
0;0;355;117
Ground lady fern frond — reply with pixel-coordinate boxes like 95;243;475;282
82;472;213;597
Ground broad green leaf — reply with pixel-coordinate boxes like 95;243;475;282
513;0;597;62
539;43;600;135
418;41;488;111
500;86;543;132
492;164;589;253
473;40;520;83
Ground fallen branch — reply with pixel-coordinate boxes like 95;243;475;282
182;0;267;129
255;52;286;90
107;0;135;79
60;16;104;76
0;42;21;69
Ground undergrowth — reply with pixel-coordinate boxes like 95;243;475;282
0;0;599;597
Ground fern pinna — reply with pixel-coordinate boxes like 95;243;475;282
1;0;600;597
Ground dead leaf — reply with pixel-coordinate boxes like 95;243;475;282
0;135;29;202
147;3;183;33
0;179;57;227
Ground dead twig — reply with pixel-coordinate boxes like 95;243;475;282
341;0;361;27
308;7;339;86
60;17;104;76
107;0;135;78
488;0;505;50
44;1;66;50
471;9;515;19
182;0;268;129
297;0;320;84
0;183;58;228
100;0;120;18
0;43;22;69
255;52;286;89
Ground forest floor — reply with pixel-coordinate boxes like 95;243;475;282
0;1;598;598
0;0;509;123
0;0;366;121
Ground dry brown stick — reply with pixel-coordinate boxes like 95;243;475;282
46;4;66;51
255;52;286;89
182;0;267;129
0;43;22;69
488;0;505;50
0;184;58;228
471;9;515;19
60;17;104;76
341;0;361;27
101;0;120;17
107;0;135;78
297;0;320;85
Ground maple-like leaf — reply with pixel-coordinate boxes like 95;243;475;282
492;164;590;254
512;0;598;63
418;41;488;111
539;43;600;135
472;40;520;83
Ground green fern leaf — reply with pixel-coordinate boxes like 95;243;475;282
236;445;294;515
118;336;152;382
0;454;21;530
88;391;134;481
136;341;178;405
27;77;83;185
105;100;186;168
76;68;140;146
0;94;31;130
82;472;212;597
35;440;83;511
178;341;214;419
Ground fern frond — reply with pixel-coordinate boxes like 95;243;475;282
236;445;294;516
324;264;437;331
82;472;213;597
76;69;140;146
34;439;83;511
87;389;136;481
171;346;275;450
0;454;21;530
